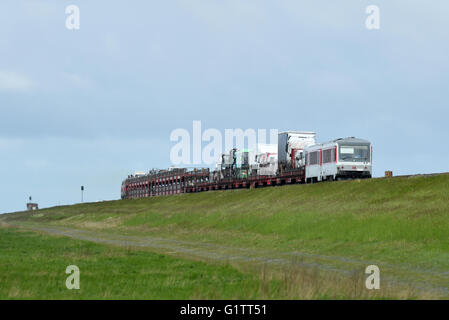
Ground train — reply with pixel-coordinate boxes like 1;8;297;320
121;132;372;199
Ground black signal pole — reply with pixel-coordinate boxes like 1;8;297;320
81;186;84;203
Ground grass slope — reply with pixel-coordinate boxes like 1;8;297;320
1;174;449;298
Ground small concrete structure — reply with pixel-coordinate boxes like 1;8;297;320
26;203;39;211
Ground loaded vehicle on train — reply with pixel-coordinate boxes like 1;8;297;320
121;131;372;199
278;131;316;172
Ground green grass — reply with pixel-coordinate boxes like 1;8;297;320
5;175;448;269
0;227;413;300
2;174;449;298
0;227;278;299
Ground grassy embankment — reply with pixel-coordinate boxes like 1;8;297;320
1;174;448;298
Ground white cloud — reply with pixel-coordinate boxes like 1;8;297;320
102;34;120;56
61;72;94;89
21;0;57;18
0;137;25;150
178;0;267;30
24;159;49;169
305;71;361;96
0;71;34;91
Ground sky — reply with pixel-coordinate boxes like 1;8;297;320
1;0;449;213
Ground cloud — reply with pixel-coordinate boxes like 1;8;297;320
24;159;49;169
102;34;121;56
0;71;34;91
306;71;362;96
21;0;57;18
61;72;94;89
178;0;268;33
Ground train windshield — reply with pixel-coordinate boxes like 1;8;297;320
339;145;370;162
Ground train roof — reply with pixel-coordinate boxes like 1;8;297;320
304;137;371;149
278;131;316;135
333;137;371;145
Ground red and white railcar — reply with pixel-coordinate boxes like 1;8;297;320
304;137;372;183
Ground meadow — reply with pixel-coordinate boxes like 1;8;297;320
1;174;448;299
0;227;277;299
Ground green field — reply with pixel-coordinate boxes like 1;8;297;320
1;174;449;299
0;227;281;299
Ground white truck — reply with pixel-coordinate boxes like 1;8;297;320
278;131;316;171
251;143;278;176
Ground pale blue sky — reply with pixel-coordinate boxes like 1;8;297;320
1;1;449;213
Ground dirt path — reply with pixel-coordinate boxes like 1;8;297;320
6;222;449;297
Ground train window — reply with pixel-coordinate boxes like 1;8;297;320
322;149;336;163
323;149;331;163
340;147;354;154
309;151;319;165
339;145;370;162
